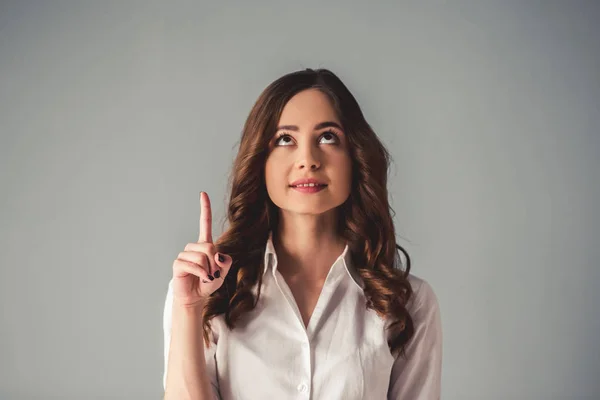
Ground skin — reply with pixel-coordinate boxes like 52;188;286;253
264;88;353;325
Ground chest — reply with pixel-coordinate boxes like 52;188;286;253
284;278;325;328
216;279;395;400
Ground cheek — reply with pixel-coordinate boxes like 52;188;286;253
334;154;353;187
264;160;275;187
264;156;286;187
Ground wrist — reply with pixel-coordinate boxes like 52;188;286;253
173;297;207;312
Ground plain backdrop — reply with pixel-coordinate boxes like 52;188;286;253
1;1;599;399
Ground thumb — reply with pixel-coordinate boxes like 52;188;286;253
213;252;233;277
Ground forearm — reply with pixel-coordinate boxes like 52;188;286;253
164;299;213;400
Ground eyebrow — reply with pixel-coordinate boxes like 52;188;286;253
276;121;343;132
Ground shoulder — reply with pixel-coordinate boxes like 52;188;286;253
405;273;441;320
382;273;441;333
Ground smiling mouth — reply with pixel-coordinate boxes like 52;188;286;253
289;184;328;188
289;185;328;194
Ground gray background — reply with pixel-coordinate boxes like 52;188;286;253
1;1;598;399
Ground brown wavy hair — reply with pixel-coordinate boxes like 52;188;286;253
204;68;415;358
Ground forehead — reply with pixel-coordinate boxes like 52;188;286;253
278;89;340;125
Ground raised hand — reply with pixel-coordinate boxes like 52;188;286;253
171;192;232;307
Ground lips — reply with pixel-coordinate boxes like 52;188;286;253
289;178;327;187
291;185;327;193
289;183;327;188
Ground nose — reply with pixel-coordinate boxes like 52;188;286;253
296;142;321;170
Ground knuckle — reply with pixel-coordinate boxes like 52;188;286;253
190;254;204;266
186;242;214;253
202;242;215;253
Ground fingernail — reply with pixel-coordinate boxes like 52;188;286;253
208;275;214;281
214;270;221;278
218;253;225;263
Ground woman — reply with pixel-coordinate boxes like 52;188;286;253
163;68;442;399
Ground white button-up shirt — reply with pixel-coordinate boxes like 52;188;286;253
163;233;443;399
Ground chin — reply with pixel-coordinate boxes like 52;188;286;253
285;202;340;215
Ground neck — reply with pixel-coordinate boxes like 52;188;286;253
272;211;346;281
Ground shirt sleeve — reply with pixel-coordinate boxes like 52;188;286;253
163;278;221;399
388;279;443;400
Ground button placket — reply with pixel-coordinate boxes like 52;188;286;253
297;382;308;394
296;338;311;396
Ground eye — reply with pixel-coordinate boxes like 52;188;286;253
274;133;294;146
319;130;339;144
274;130;340;146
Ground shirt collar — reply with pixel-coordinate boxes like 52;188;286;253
263;230;364;290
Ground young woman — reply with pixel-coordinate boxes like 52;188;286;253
163;68;442;399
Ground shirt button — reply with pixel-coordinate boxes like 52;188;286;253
297;383;308;393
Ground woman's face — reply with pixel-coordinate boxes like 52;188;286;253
265;88;352;217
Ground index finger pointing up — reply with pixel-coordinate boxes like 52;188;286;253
198;191;213;243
